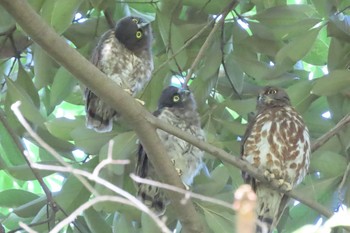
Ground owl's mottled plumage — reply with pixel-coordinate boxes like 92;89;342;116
85;16;153;132
241;86;311;233
135;86;205;215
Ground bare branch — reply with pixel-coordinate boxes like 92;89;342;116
0;1;203;231
50;196;166;233
131;174;234;211
11;101;98;197
312;113;350;152
32;163;171;233
18;222;37;233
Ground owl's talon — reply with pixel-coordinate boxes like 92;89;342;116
136;98;145;105
263;170;275;181
175;167;183;176
123;88;133;95
278;179;292;191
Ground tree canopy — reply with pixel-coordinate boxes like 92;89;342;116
0;0;350;232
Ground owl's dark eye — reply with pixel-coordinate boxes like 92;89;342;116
136;30;143;39
173;95;180;102
267;89;277;95
132;18;139;23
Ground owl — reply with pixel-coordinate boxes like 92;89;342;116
241;86;311;233
135;86;205;215
85;16;153;132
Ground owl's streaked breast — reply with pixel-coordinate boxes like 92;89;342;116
243;106;310;186
156;108;205;185
98;31;153;95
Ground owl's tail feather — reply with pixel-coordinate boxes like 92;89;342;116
255;185;286;233
137;184;168;216
85;90;116;133
86;110;113;133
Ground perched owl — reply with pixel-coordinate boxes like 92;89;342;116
241;86;311;233
135;86;205;215
85;16;153;132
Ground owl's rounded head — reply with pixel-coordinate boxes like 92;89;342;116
157;86;196;110
257;86;291;109
114;16;152;53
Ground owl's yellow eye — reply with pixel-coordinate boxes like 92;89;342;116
136;30;143;39
173;95;180;102
132;18;139;23
267;89;277;95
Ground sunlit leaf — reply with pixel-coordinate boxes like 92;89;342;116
51;0;84;34
312;70;350;96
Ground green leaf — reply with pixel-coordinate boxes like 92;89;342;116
17;64;40;107
71;126;118;154
50;67;77;108
0;114;25;166
156;9;188;70
36;127;76;153
224;52;244;95
84;207;112;233
0;6;15;33
196;165;230;196
99;131;137;176
0;189;39;208
51;0;84;34
303;37;328;66
13;195;48;218
45;117;82;141
113;214;136;233
55;174;91;215
6;78;46;126
310;151;347;178
33;45;58;89
6;163;56;181
311;70;350;96
141;212;162;233
251;4;318;27
203;209;233;233
182;0;234;14
276;27;321;64
286;81;316;113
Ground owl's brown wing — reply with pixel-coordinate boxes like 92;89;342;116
134;110;168;216
240;111;257;185
84;30;117;133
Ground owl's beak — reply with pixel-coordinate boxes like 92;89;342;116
180;89;191;101
259;95;273;104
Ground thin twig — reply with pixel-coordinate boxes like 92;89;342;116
152;17;215;75
11;101;98;196
31;163;171;233
92;140;130;177
130;174;234;211
0;109;53;201
18;222;37;233
50;196;168;233
184;0;238;85
311;113;350;152
220;26;241;98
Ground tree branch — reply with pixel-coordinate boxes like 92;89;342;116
1;0;345;231
0;0;203;232
184;0;238;85
148;115;337;219
311;113;350;152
